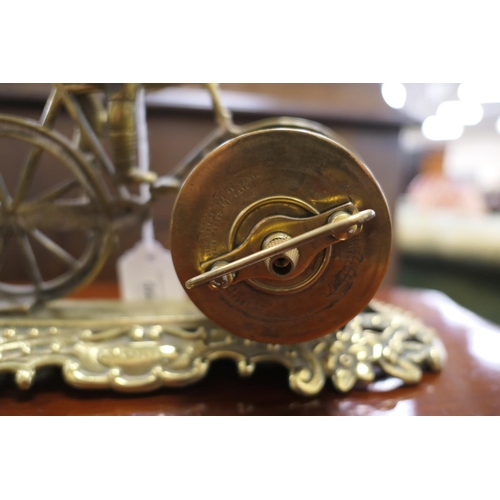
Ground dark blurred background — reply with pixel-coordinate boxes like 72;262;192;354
1;83;499;324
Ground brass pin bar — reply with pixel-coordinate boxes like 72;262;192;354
185;209;376;290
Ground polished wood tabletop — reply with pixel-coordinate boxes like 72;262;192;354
1;283;499;416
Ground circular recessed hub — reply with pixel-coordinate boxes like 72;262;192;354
262;232;299;277
171;127;391;344
228;195;332;294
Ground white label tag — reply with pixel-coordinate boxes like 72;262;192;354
117;240;187;301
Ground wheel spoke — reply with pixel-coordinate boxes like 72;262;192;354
29;178;80;205
0;173;12;208
29;228;78;269
15;230;43;291
12;147;45;210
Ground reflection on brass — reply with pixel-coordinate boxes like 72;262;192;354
0;299;445;395
171;128;391;344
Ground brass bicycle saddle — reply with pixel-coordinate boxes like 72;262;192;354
171;125;391;344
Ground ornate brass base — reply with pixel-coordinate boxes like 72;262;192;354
0;299;445;396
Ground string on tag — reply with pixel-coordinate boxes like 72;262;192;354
136;87;155;256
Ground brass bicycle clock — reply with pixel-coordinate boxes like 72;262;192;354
0;84;445;394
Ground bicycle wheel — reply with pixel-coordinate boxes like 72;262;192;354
0;115;114;306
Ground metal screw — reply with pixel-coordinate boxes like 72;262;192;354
328;211;359;240
209;261;235;289
262;232;299;277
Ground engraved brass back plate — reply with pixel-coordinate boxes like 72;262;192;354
170;128;392;344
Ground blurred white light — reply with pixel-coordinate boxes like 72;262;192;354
496;117;500;134
436;100;484;125
381;83;406;109
458;83;500;103
422;116;464;141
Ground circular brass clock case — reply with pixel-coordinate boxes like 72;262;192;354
170;127;391;344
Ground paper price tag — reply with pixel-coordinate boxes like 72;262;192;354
117;240;187;301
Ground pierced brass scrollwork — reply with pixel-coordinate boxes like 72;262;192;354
0;299;444;395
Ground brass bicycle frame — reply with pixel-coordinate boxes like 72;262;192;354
0;83;231;308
